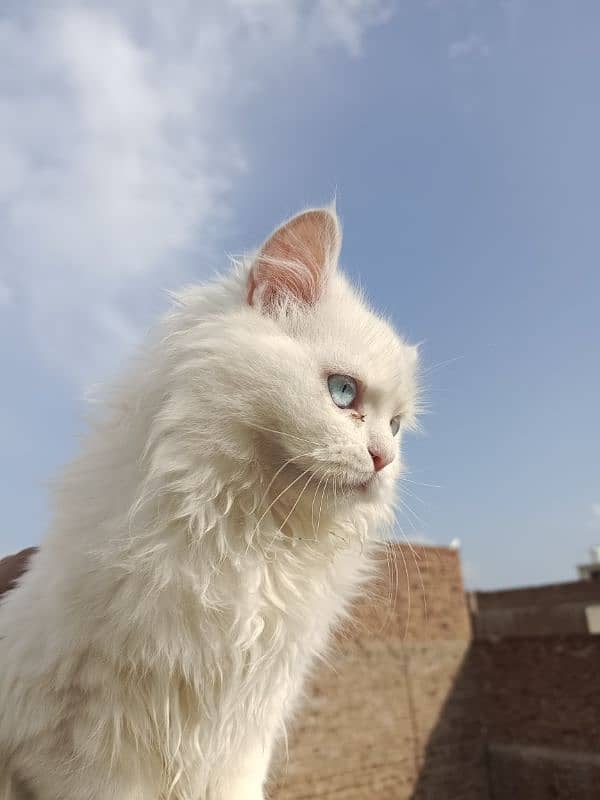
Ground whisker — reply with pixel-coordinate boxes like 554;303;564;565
332;472;339;514
317;474;329;535
311;468;328;535
421;354;465;376
398;484;426;507
395;538;412;640
257;450;317;512
401;476;441;489
388;540;400;635
268;470;316;550
254;466;314;533
398;526;428;623
244;452;316;556
373;541;401;637
396;496;426;530
246;421;322;448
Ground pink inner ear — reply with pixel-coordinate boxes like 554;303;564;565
248;209;339;308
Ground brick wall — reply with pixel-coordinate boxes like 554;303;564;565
475;636;600;752
471;580;600;638
486;743;600;800
471;602;592;638
269;549;600;800
471;585;600;800
350;545;472;642
473;580;600;611
270;544;489;800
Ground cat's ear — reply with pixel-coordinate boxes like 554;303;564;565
247;207;341;311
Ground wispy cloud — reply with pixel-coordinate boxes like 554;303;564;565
0;1;390;382
448;33;490;60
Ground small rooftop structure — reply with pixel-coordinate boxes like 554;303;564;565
577;545;600;581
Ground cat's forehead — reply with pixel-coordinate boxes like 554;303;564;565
309;274;417;400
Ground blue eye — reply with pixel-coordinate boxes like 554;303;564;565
328;374;357;409
390;415;402;436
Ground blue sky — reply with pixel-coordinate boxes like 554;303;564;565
1;1;599;589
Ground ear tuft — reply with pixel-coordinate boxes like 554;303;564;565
247;207;341;311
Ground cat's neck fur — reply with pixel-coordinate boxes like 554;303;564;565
19;266;386;677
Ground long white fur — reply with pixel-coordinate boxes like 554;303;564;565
0;207;419;800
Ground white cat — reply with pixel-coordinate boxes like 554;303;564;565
0;207;419;799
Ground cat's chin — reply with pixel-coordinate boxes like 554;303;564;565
340;474;378;496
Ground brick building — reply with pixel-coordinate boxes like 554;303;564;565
270;544;487;799
472;580;600;798
271;543;600;800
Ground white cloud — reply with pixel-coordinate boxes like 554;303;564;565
448;33;490;60
0;1;390;382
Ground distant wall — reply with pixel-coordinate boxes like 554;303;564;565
471;584;600;800
471;600;592;637
474;580;600;611
270;545;489;800
486;743;600;800
471;580;600;638
271;553;600;800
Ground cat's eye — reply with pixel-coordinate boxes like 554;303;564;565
390;415;402;436
328;374;357;409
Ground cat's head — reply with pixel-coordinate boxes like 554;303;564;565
212;207;417;515
167;206;419;531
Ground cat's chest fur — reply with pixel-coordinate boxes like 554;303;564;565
0;523;372;799
143;518;370;696
94;520;371;796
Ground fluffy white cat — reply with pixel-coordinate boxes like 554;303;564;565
0;207;419;799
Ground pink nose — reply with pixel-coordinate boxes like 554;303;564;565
369;448;393;472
